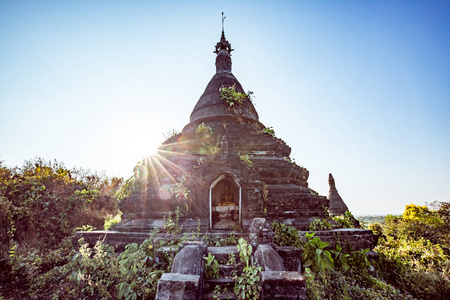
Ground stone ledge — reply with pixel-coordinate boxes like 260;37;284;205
261;271;306;300
155;273;201;300
301;229;379;251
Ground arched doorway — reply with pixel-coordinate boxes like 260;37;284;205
209;174;241;230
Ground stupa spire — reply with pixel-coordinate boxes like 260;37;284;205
214;12;234;54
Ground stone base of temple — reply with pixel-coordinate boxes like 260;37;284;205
212;219;239;230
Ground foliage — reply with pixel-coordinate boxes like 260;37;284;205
369;203;450;299
219;85;249;107
1;235;173;300
428;200;450;225
104;212;122;230
163;207;182;234
227;252;236;265
304;267;409;300
301;232;334;273
330;242;350;271
261;126;275;137
204;253;220;279
0;158;120;254
333;211;356;229
271;220;303;248
202;232;239;247
403;203;444;226
233;238;262;300
162;129;180;141
196;122;214;135
308;217;333;231
226;231;238;245
173;172;191;200
203;234;227;247
194;123;220;156
239;154;253;167
303;202;450;299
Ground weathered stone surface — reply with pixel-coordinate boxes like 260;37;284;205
275;246;302;272
261;271;306;300
367;250;379;260
248;218;275;246
328;173;349;216
304;228;379;251
207;246;239;262
254;244;285;271
171;244;207;276
155;273;200;300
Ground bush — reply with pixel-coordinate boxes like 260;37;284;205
0;158;120;253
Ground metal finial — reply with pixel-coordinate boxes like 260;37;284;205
214;12;233;54
222;12;226;32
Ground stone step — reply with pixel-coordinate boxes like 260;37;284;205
219;264;236;278
203;277;235;295
205;277;235;285
207;246;239;262
202;291;237;300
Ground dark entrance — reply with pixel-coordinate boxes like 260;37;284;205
209;174;240;230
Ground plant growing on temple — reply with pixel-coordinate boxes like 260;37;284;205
204;253;220;279
271;221;303;248
226;231;238;245
173;172;190;200
162;129;180;141
333;211;357;229
308;217;333;231
261;126;275;137
239;154;253;167
163;207;182;234
196;122;214;135
194;123;220;156
227;253;236;265
219;85;249;107
301;232;334;273
233;238;262;300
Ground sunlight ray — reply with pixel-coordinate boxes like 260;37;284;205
151;155;177;184
154;153;187;174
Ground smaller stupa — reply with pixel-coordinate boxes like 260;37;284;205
328;173;349;216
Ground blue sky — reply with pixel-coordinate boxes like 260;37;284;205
1;0;449;215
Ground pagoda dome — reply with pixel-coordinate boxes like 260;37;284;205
188;31;259;126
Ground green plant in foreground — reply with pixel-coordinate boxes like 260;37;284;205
204;253;220;279
233;238;262;300
301;232;334;273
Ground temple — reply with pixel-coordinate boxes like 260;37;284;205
116;27;334;232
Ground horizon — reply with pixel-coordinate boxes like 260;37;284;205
1;1;449;215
